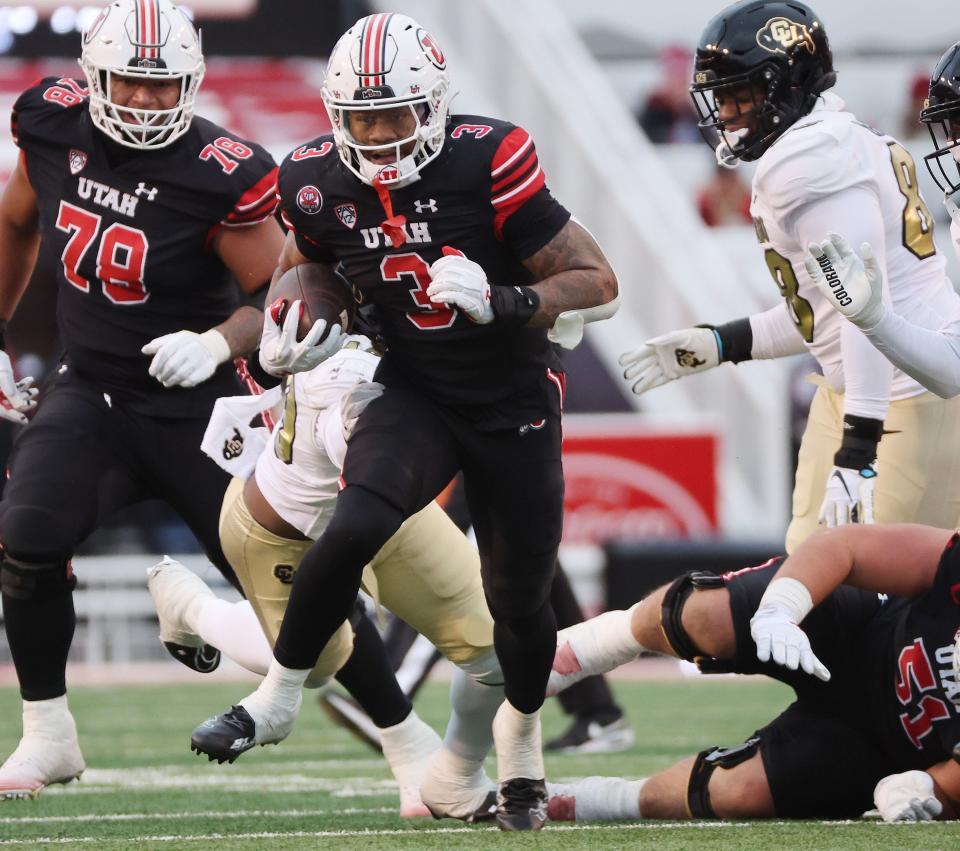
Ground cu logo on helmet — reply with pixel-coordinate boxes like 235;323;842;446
756;17;815;55
296;185;323;215
418;28;445;69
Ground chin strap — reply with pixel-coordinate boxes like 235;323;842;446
372;177;408;248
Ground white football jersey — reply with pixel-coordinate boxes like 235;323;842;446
750;93;960;402
253;335;380;539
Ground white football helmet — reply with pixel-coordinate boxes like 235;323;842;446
322;13;453;187
80;0;204;150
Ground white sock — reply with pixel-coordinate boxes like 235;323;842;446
493;700;543;781
380;710;441;788
241;659;308;725
549;604;644;695
22;696;74;738
548;776;645;820
195;599;272;676
443;653;503;764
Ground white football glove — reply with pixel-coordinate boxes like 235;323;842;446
340;381;384;441
750;603;831;682
874;771;942;823
619;327;720;395
803;233;886;330
818;464;877;527
259;299;344;377
426;251;494;324
141;329;231;389
0;350;37;424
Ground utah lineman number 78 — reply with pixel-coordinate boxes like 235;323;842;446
56;201;149;304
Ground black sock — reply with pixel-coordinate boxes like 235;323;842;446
274;486;402;669
335;610;412;729
3;591;75;701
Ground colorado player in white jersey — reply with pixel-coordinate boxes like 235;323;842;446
149;327;505;822
619;0;960;551
803;41;960;401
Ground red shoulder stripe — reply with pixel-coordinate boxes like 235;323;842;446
489;127;547;237
223;167;279;226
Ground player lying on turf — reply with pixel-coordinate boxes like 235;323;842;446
150;328;504;822
541;523;960;822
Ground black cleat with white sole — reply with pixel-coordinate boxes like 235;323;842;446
190;705;258;764
163;640;221;674
496;777;548;831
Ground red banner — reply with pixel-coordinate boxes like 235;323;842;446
562;415;719;544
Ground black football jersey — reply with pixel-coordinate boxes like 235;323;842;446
859;533;960;769
277;114;570;429
13;77;278;416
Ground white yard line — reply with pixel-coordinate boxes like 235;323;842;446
0;820;929;845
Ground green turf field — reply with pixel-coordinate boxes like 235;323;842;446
1;677;958;849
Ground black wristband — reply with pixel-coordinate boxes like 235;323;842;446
246;350;282;390
0;320;7;352
489;284;540;327
834;414;884;469
697;318;753;364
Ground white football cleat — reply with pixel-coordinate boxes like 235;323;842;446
0;708;85;799
380;711;442;818
420;745;498;822
147;556;221;673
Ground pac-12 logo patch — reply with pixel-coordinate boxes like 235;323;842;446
68;148;88;175
296;185;323;215
335;203;357;229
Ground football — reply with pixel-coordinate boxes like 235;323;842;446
267;263;357;343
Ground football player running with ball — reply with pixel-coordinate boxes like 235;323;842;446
620;0;960;551
190;13;618;831
0;0;283;797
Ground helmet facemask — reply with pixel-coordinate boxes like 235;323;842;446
83;63;202;150
922;106;960;195
323;78;450;188
691;64;802;165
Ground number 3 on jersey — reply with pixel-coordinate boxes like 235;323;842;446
381;253;456;330
56;201;148;304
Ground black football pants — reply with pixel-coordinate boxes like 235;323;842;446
273;384;564;714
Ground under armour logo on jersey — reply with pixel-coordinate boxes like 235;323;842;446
135;182;159;201
414;198;438;213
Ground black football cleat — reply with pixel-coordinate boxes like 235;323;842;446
163;640;221;674
190;705;257;764
496;777;548;831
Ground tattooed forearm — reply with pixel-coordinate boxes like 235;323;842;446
214;305;264;357
521;219;618;327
